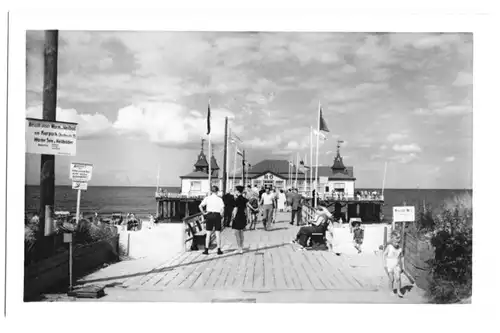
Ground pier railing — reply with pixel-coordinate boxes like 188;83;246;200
156;192;206;200
302;203;315;222
302;194;384;202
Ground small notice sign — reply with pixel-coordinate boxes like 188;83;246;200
319;176;329;184
72;181;88;191
70;162;93;182
26;118;78;156
393;206;415;222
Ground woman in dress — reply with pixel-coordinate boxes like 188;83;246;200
231;185;248;254
278;189;286;212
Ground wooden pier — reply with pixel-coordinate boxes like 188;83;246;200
155;193;205;222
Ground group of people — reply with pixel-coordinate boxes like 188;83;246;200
199;185;308;255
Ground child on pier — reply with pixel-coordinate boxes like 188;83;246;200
353;222;364;253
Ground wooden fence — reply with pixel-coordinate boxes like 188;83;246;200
402;231;434;291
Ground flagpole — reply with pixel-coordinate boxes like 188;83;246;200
295;153;299;188
310;126;313;197
232;142;237;190
208;98;212;193
156;164;160;193
315;101;320;207
382;161;388;198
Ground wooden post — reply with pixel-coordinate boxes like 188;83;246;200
383;226;388;248
127;233;131;257
156;200;160;218
223;117;228;194
68;239;73;291
184;201;189;218
38;30;58;259
242;150;246;186
402;221;407;256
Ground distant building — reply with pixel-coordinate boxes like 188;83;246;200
229;145;356;196
180;140;222;195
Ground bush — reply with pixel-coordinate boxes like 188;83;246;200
25;215;119;264
426;193;473;303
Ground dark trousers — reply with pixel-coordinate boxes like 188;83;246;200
291;208;302;225
296;224;323;247
223;207;233;227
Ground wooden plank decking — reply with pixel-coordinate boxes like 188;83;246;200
117;212;386;292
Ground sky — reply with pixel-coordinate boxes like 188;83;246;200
25;31;472;189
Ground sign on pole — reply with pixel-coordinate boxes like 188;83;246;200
72;181;88;191
393;206;415;222
70;162;93;182
26;118;78;156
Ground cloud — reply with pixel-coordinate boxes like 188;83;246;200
112;102;234;147
445;156;456;162
380;145;388;150
392;143;422;153
453;71;472;86
387;133;409;142
391;153;419;164
25;105;112;139
414;104;471;117
243;135;282;150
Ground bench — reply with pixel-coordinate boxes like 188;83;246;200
184;214;211;251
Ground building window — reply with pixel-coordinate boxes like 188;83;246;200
333;183;345;192
263;180;273;188
190;181;201;191
253;180;262;188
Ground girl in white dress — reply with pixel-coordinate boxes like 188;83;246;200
277;189;286;212
383;232;404;297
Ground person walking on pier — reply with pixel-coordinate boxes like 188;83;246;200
278;189;286;212
231;185;248;254
223;190;236;228
290;188;303;226
199;186;225;255
260;187;274;230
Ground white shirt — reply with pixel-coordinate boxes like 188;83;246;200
200;194;224;213
261;193;274;205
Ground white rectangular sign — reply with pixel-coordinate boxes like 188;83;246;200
393;206;415;222
26;118;78;156
70;162;93;182
320;176;329;184
72;181;88;191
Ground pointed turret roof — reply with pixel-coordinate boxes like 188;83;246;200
210;155;220;170
194;139;209;169
331;140;347;173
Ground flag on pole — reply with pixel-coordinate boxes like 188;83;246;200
230;131;242;143
207;102;211;135
319;107;329;132
313;129;327;140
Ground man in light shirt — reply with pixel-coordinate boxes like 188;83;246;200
199;186;225;255
259;187;275;230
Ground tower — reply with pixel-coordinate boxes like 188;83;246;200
194;139;209;173
331;140;347;174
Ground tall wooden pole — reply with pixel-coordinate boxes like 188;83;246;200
38;30;58;258
223;117;228;194
242;150;246;186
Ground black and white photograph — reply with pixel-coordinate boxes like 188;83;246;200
3;6;499;329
